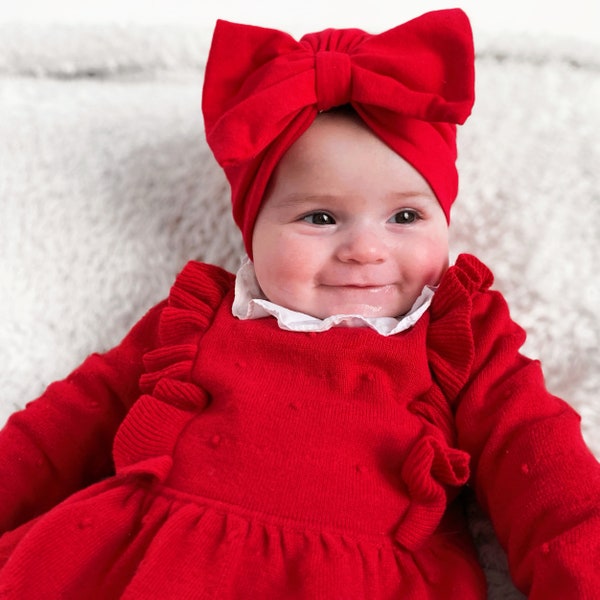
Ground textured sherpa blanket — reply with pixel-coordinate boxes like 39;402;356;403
0;22;598;599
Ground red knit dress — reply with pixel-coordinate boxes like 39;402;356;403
0;255;598;599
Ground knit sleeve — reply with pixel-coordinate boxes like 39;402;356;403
0;299;166;535
430;254;600;598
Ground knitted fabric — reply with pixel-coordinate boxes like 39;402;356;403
0;255;599;598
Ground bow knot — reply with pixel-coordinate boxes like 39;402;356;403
315;51;352;111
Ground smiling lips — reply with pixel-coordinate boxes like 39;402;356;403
322;283;395;292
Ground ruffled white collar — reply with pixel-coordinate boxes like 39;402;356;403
232;256;434;337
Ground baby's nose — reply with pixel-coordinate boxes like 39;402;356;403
336;226;387;264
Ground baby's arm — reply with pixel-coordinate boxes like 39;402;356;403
454;286;600;598
0;301;165;535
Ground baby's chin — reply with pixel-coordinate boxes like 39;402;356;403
316;287;423;320
306;300;415;320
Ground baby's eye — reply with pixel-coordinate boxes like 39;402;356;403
302;212;336;225
390;209;420;225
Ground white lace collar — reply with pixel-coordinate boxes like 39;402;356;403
231;256;434;337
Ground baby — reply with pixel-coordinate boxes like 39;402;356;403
1;8;599;600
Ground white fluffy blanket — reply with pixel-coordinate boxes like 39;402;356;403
0;23;598;599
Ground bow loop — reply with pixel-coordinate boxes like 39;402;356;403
315;51;352;111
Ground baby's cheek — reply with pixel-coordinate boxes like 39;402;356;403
417;240;449;285
258;262;308;308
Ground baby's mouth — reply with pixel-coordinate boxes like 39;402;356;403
322;283;394;291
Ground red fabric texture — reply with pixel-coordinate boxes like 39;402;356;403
0;255;599;598
202;9;475;256
0;301;165;535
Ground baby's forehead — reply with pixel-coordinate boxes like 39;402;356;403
310;107;370;133
263;117;439;212
279;110;389;164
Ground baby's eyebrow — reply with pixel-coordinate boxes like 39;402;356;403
271;190;436;210
386;190;436;203
273;193;341;208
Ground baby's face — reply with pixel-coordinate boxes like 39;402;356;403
251;112;449;319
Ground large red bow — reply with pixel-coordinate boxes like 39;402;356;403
202;9;475;256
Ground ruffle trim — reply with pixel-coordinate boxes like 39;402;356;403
426;253;493;404
407;254;493;445
395;254;493;548
395;435;470;550
113;262;234;476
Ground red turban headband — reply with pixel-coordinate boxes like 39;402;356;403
202;9;475;257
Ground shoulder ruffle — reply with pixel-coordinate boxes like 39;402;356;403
426;253;493;404
404;254;493;480
113;262;234;478
139;262;234;398
395;255;493;549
